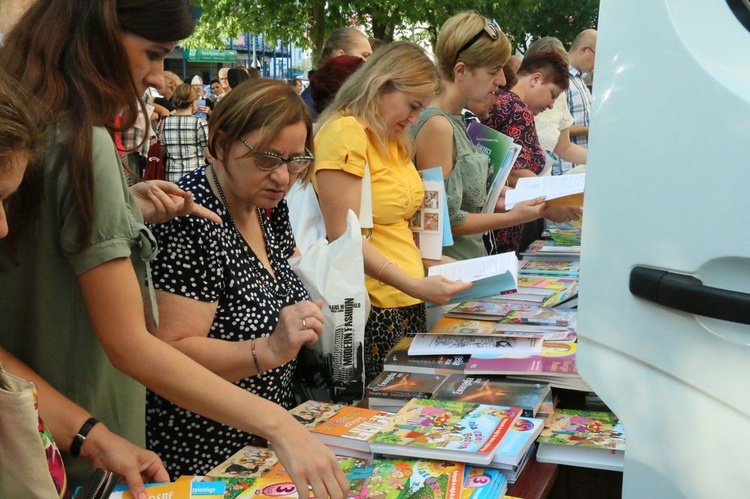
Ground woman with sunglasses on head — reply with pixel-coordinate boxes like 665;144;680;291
315;42;473;384
0;1;347;496
147;79;330;478
413;12;547;261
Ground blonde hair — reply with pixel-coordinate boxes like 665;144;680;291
526;36;569;65
208;79;314;182
318;27;369;66
317;41;441;159
162;71;183;95
171;83;197;109
436;11;511;81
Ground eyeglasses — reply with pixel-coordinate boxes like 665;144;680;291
239;137;314;174
587;47;596;55
454;19;501;66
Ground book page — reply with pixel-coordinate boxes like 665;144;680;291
428;252;518;283
505;174;585;210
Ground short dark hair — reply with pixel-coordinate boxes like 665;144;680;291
517;51;570;90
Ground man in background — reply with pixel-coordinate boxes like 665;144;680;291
559;29;597;174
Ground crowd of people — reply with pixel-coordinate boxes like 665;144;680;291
0;1;595;497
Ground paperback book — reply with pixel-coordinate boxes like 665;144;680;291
516;276;579;295
409;334;542;356
428;252;519;304
207;445;278;479
518;259;580;277
432;374;551;418
536;409;626;471
366;371;447;407
383;336;469;376
491;417;545;467
431;317;500;336
500;308;577;327
369;398;522;466
465;341;579;377
446;301;536;320
462;466;508;499
410;167;447;260
311;406;394;455
288;399;345;430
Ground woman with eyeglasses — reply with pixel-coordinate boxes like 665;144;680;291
147;79;338;479
315;42;473;384
0;2;347;496
413;11;547;261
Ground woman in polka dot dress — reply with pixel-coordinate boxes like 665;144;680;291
147;80;330;478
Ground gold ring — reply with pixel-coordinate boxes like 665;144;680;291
301;318;307;329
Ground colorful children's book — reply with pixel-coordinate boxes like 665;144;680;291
366;371;447;404
383;336;469;376
409;334;542;357
342;456;465;499
237;462;300;498
536;409;626;471
465;341;579;377
369;398;522;466
432;375;550;418
288;399;345;430
446;301;536;320
491;417;545;466
500;308;577;327
466;121;521;215
311;406;395;454
516;276;579;295
111;478;226;499
518;259;580;277
462;466;507;499
541;281;580;308
410;167;447;260
207;445;278;479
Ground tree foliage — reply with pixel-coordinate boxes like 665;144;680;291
186;0;599;66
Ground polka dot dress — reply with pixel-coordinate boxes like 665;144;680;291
146;167;309;478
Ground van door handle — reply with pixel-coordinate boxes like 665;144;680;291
630;266;750;325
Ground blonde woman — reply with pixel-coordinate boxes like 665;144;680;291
413;12;547;260
315;42;472;383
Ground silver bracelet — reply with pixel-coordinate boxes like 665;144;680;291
377;260;395;286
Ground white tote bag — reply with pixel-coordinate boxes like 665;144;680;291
289;210;369;402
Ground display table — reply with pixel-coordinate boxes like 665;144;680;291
506;456;558;499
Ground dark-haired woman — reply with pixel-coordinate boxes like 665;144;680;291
160;83;210;182
0;1;347;496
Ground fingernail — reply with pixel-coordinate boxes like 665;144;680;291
138;493;147;499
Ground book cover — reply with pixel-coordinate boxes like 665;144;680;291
462;466;506;499
427;252;519;304
541;281;580;308
288;399;345;430
112;478;223;498
491;417;545;466
431;317;500;336
190;476;257;499
342;457;465;499
432;375;550;418
311;406;394;453
500;308;577;327
207;444;278;479
516;276;578;294
536;409;625;471
237;462;299;498
369;398;522;466
466;341;579;377
408;334;542;357
384;337;469;376
518;259;580;277
366;371;447;400
410;168;446;260
446;301;535;321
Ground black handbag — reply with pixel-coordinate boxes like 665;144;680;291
75;468;120;499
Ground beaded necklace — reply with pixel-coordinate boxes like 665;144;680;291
210;165;290;298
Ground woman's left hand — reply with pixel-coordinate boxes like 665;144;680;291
131;180;222;225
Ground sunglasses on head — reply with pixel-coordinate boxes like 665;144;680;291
239;137;314;174
454;19;501;67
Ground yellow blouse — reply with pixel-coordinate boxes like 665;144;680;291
315;116;425;308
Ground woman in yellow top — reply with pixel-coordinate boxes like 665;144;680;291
315;42;472;383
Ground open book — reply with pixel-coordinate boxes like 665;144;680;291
428;251;518;303
505;174;585;210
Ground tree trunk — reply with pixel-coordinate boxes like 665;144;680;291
310;0;327;68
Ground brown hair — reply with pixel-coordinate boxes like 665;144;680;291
0;0;195;249
517;51;570;90
208;79;314;182
318;27;369;67
172;83;197;109
0;68;44;171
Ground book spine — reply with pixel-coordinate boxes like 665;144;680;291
365;390;432;400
